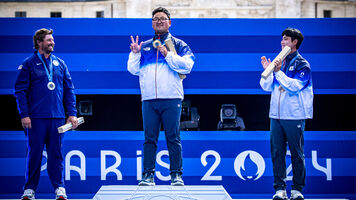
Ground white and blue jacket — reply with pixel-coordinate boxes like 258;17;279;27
260;51;313;120
127;32;195;101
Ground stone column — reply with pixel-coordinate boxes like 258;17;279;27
275;0;303;18
126;0;152;18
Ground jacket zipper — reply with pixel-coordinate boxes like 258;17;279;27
278;89;281;119
155;48;159;99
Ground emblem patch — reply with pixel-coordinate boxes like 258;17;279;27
300;72;305;78
53;60;59;66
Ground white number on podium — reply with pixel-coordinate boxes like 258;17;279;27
201;150;222;181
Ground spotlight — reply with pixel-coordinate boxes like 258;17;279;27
220;104;237;122
217;104;246;131
180;100;200;130
78;100;93;116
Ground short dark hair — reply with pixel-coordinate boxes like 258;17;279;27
152;7;170;20
33;28;53;50
282;27;304;49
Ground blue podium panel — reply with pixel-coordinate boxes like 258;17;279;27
0;131;356;199
93;185;232;200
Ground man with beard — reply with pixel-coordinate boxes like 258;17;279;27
14;28;78;200
127;7;195;186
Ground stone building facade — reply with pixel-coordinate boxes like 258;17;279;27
0;0;355;18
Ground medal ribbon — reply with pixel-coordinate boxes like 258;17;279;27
37;52;53;82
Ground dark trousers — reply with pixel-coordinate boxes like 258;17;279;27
270;118;306;192
142;99;182;175
24;118;65;191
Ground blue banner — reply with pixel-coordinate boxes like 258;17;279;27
1;18;356;95
0;131;355;199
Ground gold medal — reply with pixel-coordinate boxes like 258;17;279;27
153;40;161;48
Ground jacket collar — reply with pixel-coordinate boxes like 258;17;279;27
153;32;171;41
286;50;298;61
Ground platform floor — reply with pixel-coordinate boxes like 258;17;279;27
1;199;349;200
0;198;349;200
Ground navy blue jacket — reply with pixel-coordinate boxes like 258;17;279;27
14;51;77;119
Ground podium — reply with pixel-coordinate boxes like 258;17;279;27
93;185;232;200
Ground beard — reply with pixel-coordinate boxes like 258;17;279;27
155;29;168;35
42;45;54;54
154;24;169;35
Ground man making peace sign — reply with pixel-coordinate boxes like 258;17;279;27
127;7;195;186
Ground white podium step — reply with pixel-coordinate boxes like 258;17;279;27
92;185;232;200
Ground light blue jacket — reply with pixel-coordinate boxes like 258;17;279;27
127;32;195;101
260;51;313;120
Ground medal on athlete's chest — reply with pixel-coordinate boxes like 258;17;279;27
48;60;59;90
47;82;56;90
37;52;58;90
279;86;285;92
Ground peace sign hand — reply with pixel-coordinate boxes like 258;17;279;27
130;35;143;53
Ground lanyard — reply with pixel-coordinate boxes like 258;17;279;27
36;52;53;82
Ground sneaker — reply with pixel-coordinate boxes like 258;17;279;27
55;187;67;200
290;190;304;200
21;189;35;200
171;173;184;186
272;190;288;200
138;173;155;186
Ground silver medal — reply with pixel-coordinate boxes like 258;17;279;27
47;82;56;90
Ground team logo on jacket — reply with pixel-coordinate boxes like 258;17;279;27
143;47;151;51
289;66;294;71
300;72;305;78
53;60;59;66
